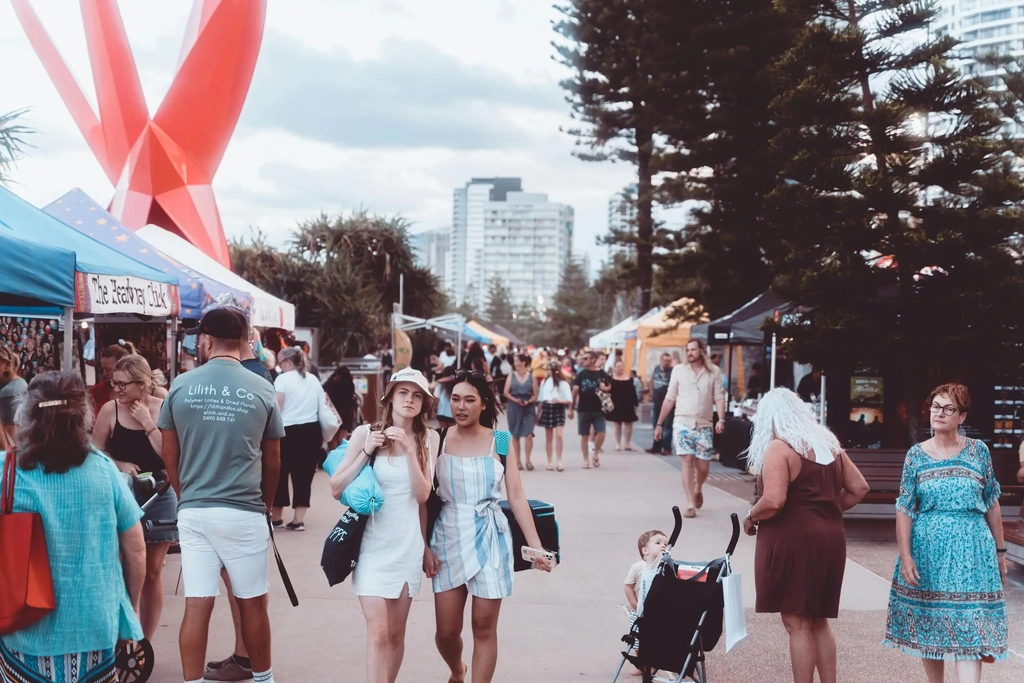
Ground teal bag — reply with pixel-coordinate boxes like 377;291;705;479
341;461;384;515
323;440;349;476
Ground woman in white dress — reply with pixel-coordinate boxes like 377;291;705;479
330;369;439;683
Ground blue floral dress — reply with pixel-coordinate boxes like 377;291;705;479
883;438;1007;661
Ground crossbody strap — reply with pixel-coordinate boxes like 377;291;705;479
2;450;16;516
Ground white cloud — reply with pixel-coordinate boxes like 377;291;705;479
0;0;638;276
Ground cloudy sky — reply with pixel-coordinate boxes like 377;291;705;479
0;0;646;274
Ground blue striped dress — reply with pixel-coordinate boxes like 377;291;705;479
430;437;514;599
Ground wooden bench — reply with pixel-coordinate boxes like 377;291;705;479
1004;520;1024;567
844;448;1024;519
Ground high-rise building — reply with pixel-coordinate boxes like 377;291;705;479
607;184;638;260
410;228;450;292
935;2;1024;112
450;178;573;311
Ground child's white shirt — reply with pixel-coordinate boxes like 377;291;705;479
624;559;658;617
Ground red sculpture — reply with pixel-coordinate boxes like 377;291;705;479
11;0;266;268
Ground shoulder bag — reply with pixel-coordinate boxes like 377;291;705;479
318;390;342;443
0;451;56;635
321;452;377;587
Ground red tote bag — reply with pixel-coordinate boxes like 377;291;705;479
0;451;56;635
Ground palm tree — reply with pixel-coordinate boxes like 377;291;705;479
0;109;30;184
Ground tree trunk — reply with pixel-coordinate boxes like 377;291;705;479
636;124;654;313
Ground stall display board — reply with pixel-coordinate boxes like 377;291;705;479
96;322;170;376
992;384;1024;451
848;376;885;449
0;316;63;381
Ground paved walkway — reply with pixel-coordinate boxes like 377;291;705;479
146;417;1024;682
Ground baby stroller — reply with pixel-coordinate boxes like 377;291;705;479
114;473;175;683
612;508;740;683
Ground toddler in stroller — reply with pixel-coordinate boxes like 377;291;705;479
624;530;669;676
612;508;740;683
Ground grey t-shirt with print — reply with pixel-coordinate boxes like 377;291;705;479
158;359;285;514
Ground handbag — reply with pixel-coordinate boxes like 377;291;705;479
321;453;376;586
318;391;342;443
0;452;56;635
599;389;615;414
340;459;384;515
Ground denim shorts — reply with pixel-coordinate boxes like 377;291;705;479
141;487;179;544
577;410;607;436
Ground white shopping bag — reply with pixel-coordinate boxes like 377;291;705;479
723;572;748;653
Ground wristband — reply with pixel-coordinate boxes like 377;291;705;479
997;548;1007;554
145;427;157;436
362;448;372;457
656;423;663;428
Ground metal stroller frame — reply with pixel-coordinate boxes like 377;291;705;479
612;508;740;683
115;475;174;683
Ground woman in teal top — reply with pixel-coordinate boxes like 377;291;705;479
0;372;146;683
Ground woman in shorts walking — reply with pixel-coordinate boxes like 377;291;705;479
538;361;572;471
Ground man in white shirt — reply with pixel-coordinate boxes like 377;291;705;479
438;342;457;368
654;339;726;519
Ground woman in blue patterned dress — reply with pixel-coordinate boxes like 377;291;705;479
884;383;1008;683
424;370;553;683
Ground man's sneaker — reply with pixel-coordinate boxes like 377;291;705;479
205;656;252;682
285;521;305;532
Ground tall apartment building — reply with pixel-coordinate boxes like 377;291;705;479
450;178;573;311
934;1;1024;133
410;228;450;291
607;184;638;260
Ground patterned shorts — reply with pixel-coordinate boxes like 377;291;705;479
0;640;116;683
673;425;715;460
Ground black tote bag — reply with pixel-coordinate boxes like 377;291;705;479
321;454;375;586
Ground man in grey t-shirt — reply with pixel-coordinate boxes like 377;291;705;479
159;307;285;683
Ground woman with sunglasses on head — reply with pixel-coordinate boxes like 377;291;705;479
91;354;174;643
330;369;439;683
424;370;553;683
884;383;1007;683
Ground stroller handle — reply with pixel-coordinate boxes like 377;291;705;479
726;512;740;556
668;506;683;548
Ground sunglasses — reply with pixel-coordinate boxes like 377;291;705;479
453;370;487;382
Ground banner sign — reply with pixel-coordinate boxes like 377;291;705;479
76;272;179;317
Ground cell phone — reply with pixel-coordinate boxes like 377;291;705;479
521;546;555;564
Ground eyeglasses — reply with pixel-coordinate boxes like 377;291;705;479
110;380;142;392
929;403;958;416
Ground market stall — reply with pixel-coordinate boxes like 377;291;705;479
0;187;179;376
589;315;636;350
633;298;703;381
136;224;295;331
467;320;509;346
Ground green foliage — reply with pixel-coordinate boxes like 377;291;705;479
484;276;515;327
555;0;670;311
767;0;1024;438
231;212;446;362
545;260;603;349
0;109;31;185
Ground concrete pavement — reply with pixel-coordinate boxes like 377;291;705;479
146;417;1024;682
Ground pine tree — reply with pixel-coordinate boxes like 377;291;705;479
555;0;681;311
484;276;515;327
767;0;1024;440
655;0;802;318
546;260;602;349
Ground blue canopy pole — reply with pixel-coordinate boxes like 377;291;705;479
62;306;73;372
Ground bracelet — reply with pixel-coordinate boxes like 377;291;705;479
656;423;663;428
362;448;372;457
145;427;157;436
746;509;756;524
997;548;1007;554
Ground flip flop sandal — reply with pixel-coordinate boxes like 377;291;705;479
526;462;534;471
582;461;592;469
546;464;555;471
556;463;565;471
683;508;697;519
593;453;601;468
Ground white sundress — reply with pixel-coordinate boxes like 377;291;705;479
352;445;425;599
431;437;514;599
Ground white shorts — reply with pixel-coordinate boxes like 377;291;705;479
177;507;270;599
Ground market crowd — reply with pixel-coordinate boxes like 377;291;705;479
0;311;1017;683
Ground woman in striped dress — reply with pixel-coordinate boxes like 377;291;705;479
424;370;553;683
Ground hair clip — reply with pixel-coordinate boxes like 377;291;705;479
37;399;67;408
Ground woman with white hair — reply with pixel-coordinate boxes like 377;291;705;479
742;387;868;683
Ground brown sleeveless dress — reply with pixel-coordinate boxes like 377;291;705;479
754;455;846;618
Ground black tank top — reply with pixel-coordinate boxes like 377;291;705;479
108;401;165;473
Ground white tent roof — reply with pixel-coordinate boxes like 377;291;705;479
589;316;635;349
136;225;296;331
